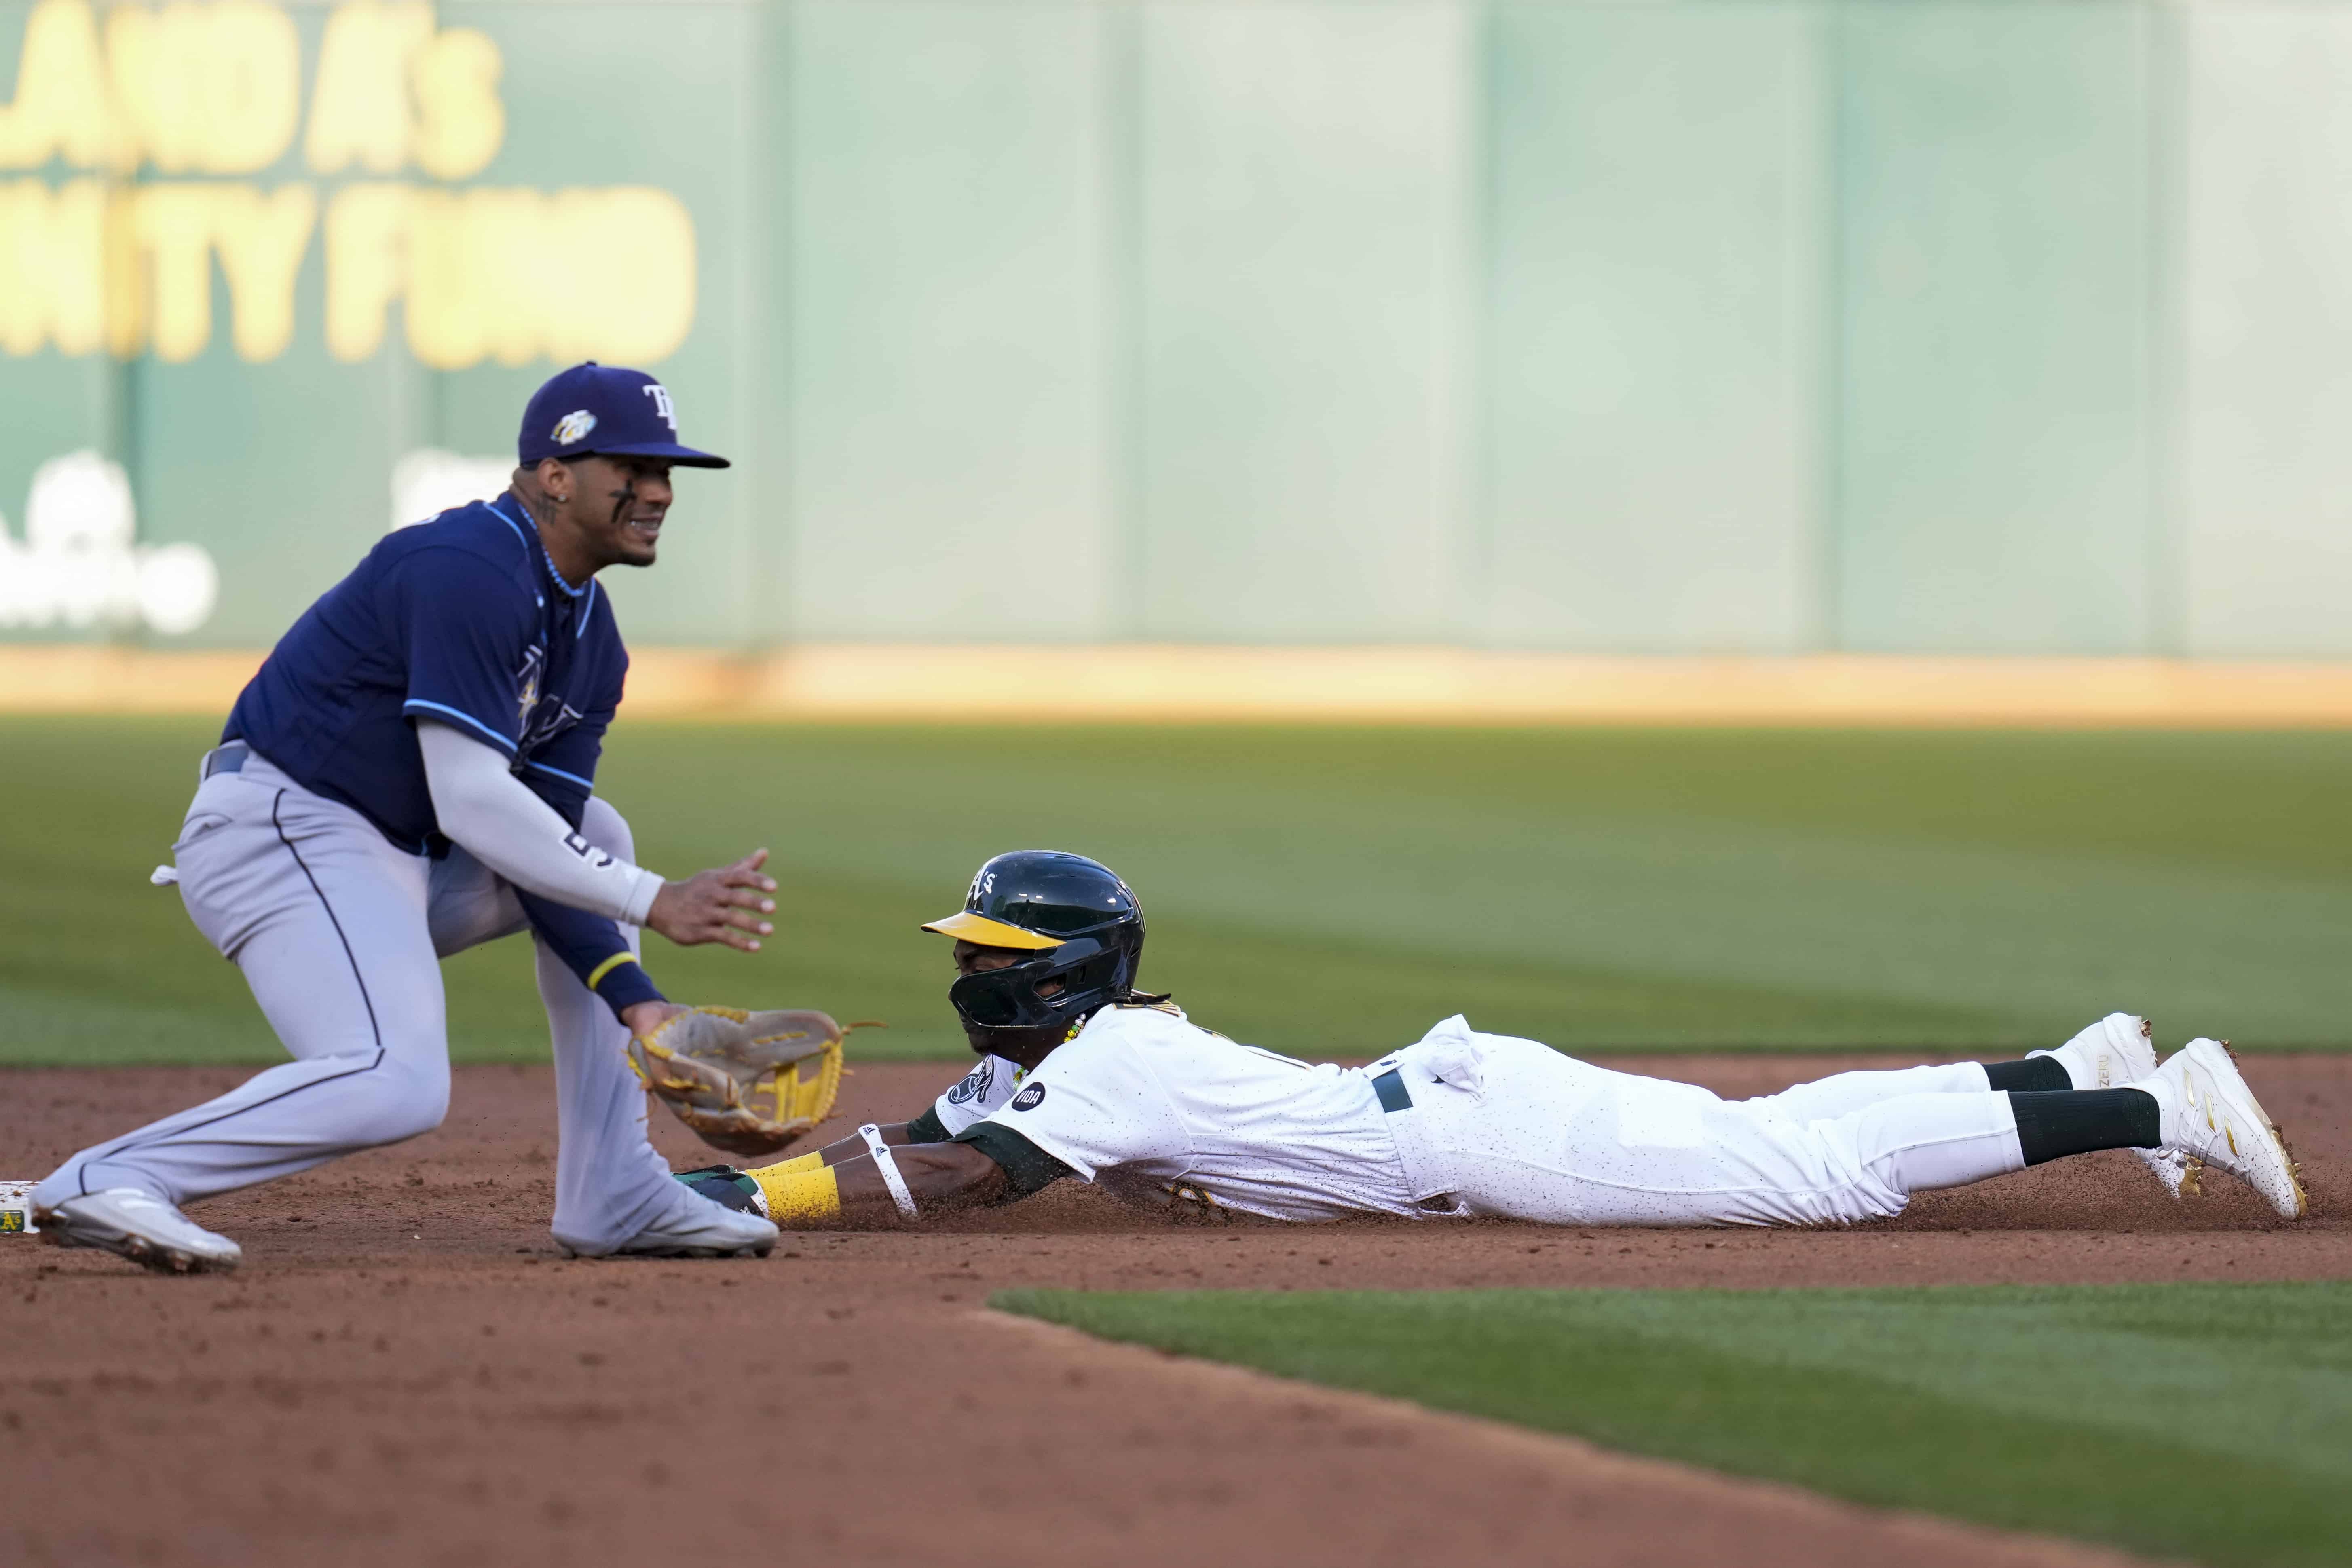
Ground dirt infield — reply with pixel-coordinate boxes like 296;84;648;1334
6;1054;2346;1568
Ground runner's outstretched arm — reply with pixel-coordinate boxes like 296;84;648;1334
742;1124;1069;1228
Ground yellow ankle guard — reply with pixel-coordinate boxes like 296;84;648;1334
750;1160;840;1226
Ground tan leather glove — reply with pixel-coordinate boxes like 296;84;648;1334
627;1006;871;1158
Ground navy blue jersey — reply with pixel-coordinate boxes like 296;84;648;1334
227;496;625;853
225;496;661;1017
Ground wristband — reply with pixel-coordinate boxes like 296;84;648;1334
584;952;636;990
859;1122;919;1219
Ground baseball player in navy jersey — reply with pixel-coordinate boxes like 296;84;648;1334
35;363;783;1272
676;851;2306;1231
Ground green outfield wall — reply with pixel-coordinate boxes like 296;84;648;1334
3;0;2349;656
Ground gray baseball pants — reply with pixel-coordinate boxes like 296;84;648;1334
34;751;691;1253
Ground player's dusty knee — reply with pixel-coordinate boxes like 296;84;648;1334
579;797;635;864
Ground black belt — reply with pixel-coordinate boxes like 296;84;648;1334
200;742;250;782
1371;1068;1412;1113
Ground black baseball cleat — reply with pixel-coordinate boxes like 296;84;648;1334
672;1165;767;1216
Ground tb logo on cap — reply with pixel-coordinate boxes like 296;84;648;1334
642;383;677;432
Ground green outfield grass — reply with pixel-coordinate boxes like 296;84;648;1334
5;716;2352;1065
1000;1281;2352;1568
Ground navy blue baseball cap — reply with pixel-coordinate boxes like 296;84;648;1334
518;362;730;469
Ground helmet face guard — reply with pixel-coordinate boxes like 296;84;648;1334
947;936;1139;1044
926;850;1150;1047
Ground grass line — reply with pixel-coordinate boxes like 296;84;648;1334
998;1282;2352;1568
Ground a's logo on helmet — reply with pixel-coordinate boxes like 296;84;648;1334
551;410;597;445
1010;1083;1046;1112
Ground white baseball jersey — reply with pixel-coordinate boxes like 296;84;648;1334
971;1008;2027;1228
970;1003;1422;1222
930;1054;1027;1138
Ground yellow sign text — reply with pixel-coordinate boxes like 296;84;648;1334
0;0;499;178
0;177;697;366
0;2;696;366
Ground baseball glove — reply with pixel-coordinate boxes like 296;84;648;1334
626;1006;869;1158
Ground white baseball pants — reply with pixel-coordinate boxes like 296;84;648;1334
34;752;691;1253
1382;1019;2026;1227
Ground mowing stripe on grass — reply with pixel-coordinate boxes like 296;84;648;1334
14;717;2352;1062
998;1281;2352;1568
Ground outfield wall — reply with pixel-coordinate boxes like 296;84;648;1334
4;0;2351;658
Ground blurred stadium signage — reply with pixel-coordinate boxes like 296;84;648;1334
0;0;696;367
389;446;509;533
0;450;218;634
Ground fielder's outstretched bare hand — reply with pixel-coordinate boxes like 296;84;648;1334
647;848;777;951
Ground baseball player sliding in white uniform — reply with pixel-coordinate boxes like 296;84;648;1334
36;364;784;1273
677;851;2307;1231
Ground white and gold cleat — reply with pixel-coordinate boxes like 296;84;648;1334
2130;1038;2306;1220
2031;1014;2187;1197
2034;1012;2158;1089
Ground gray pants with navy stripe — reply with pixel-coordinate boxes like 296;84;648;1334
34;752;695;1253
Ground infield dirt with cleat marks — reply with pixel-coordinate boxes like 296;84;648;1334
4;1054;2345;1568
